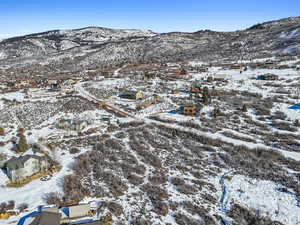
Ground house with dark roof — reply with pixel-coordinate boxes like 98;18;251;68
29;211;61;225
2;155;50;183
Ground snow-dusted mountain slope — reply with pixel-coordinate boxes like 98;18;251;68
0;16;299;69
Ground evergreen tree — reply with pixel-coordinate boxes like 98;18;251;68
17;134;28;153
294;119;300;127
242;104;248;112
202;87;210;105
0;127;4;136
212;107;221;118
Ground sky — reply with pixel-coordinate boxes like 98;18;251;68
0;0;299;38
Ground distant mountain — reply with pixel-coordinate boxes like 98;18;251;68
0;16;299;72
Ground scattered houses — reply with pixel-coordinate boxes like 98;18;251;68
2;155;51;183
28;203;99;225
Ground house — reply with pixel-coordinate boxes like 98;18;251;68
144;72;157;79
29;211;61;225
179;105;201;116
2;155;50;183
94;75;105;81
49;83;61;91
27;206;100;225
230;65;243;70
48;79;58;85
213;74;227;81
189;66;208;73
68;204;91;218
60;204;92;223
190;84;202;95
37;78;49;86
63;79;77;86
16;80;30;88
28;88;40;93
137;95;161;110
208;74;226;82
57;119;88;132
197;67;208;73
173;68;188;76
119;91;144;100
257;73;279;80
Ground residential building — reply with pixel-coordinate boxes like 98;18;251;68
57;119;88;132
3;155;50;183
257;73;279;80
29;211;61;225
119;91;144;100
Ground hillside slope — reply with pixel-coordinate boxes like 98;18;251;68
0;16;299;70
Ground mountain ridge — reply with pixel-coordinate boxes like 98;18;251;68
0;16;299;73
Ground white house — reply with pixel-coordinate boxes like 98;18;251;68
3;155;50;183
57;119;88;132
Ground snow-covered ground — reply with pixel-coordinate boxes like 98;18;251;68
0;62;300;225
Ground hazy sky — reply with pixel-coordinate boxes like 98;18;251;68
0;0;299;38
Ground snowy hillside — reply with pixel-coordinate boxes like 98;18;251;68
0;16;299;72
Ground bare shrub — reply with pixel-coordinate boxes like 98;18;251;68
95;172;128;197
173;212;203;225
115;131;126;139
272;121;297;132
182;201;215;224
69;147;81;154
131;218;151;225
6;200;15;210
63;174;89;203
107;124;119;132
153;201;169;216
229;204;283;225
222;131;256;143
143;184;169;201
171;177;185;186
104;201;123;216
44;192;63;205
125;173;144;185
119;121;145;128
17;203;28;212
176;183;197;195
148;175;167;185
271;111;287;120
219;145;300;192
